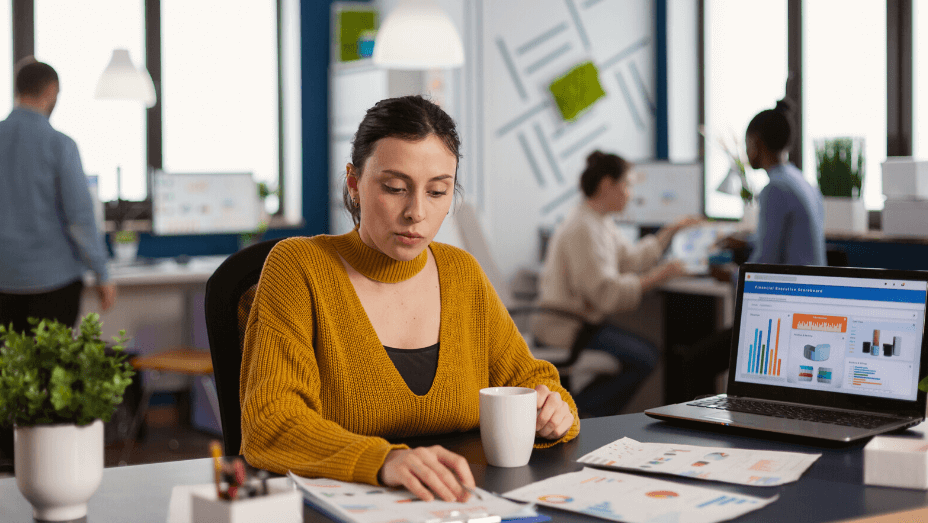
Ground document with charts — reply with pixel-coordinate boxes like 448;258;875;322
577;437;820;486
288;472;539;523
504;467;778;523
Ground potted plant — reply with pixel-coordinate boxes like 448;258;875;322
111;229;140;263
815;137;867;234
0;314;134;521
703;126;761;228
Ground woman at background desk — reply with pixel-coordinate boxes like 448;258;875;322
689;98;826;403
239;95;578;502
533;151;699;417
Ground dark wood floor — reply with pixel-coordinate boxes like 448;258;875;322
105;405;220;468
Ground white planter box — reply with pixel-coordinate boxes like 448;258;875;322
864;421;928;489
823;197;867;234
882;157;928;199
882;199;928;238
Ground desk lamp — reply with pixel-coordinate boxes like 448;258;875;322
94;49;157;231
372;0;464;69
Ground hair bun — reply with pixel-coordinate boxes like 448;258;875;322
586;150;605;166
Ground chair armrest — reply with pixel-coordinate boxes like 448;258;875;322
506;305;599;369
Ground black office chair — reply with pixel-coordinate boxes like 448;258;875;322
204;237;284;456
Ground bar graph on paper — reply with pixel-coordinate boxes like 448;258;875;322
743;313;790;378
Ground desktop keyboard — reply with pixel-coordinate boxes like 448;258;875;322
688;397;900;430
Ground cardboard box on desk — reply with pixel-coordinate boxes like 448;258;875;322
882;199;928;238
864;421;928;489
882;157;928;199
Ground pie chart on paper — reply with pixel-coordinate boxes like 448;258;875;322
646;490;680;499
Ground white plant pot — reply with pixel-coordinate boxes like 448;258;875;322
113;241;139;263
15;420;104;521
823;196;867;234
740;201;759;232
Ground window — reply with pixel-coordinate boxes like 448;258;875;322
35;0;147;202
162;0;279;211
803;0;887;210
0;2;11;116
913;0;928;157
704;0;788;219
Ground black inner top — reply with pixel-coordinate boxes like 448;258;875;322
382;343;440;396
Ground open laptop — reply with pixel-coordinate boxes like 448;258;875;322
646;263;928;442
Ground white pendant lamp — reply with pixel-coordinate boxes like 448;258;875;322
372;0;464;70
94;49;157;108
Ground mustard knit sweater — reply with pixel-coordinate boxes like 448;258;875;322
239;230;580;484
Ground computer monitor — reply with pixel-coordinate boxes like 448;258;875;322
152;171;260;235
619;161;704;225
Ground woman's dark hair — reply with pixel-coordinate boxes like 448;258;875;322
579;150;631;197
746;98;794;154
343;95;462;226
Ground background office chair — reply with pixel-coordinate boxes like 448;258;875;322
204;237;284;456
452;202;620;393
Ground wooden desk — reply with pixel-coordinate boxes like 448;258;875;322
3;413;923;522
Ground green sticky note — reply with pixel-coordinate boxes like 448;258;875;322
548;61;606;121
339;10;377;62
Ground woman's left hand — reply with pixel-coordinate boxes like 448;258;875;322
535;384;574;440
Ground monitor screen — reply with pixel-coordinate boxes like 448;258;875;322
152;172;259;235
734;271;928;402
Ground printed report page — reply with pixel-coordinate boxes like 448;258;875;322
735;272;927;401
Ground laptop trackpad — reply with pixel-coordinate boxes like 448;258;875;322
703;412;761;426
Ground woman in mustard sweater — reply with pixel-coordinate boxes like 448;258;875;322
239;95;579;502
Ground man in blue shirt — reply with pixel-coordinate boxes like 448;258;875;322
0;60;115;471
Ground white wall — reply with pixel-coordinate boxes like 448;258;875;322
475;0;658;279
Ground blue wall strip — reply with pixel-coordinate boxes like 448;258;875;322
136;0;332;259
655;0;669;160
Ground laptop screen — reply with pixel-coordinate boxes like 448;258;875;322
734;271;928;402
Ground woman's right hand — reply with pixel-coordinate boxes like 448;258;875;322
380;446;475;502
640;259;688;291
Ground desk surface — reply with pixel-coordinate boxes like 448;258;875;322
2;413;926;522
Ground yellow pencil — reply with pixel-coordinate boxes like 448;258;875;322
210;441;224;498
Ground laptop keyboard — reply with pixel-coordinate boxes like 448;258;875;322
688;397;900;430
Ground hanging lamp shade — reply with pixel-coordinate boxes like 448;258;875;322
372;0;464;70
94;49;157;108
716;167;743;195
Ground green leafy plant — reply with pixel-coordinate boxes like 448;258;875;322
815;137;864;198
111;230;139;244
0;314;135;427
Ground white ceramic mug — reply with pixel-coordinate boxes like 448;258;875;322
479;387;537;468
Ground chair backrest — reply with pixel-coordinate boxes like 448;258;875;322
204;237;284;456
453;202;513;306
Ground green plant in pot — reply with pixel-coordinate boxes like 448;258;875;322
815;137;864;198
111;229;140;263
0;314;134;521
815;137;867;233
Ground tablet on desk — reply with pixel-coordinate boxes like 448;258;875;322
667;223;737;276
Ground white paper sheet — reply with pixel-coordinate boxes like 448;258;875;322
288;472;535;523
577;437;820;486
504;467;778;523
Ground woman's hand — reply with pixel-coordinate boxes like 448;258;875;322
639;259;688;292
380;446;475;502
535;384;574;440
657;215;704;249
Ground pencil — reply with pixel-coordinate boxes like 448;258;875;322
210;440;223;498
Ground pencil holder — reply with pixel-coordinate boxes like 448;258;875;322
191;488;302;523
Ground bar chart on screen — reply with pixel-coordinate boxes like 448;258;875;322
742;311;791;379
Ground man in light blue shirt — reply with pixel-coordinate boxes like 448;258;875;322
0;60;115;328
0;59;117;471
